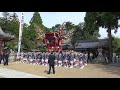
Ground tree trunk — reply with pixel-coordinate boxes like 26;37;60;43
73;44;75;51
108;25;113;63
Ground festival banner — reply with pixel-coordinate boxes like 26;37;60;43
17;12;24;56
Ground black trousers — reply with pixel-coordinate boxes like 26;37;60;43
0;55;4;64
0;56;2;64
3;55;9;65
48;64;55;73
0;55;1;64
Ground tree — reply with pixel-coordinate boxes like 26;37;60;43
0;12;19;34
112;37;120;53
2;12;10;20
70;22;100;50
29;12;45;49
51;24;61;32
65;21;75;31
44;26;51;33
11;12;19;21
1;12;11;32
0;12;19;50
71;35;77;50
74;23;100;40
63;22;75;48
84;12;120;62
21;23;31;51
30;12;42;25
51;22;75;32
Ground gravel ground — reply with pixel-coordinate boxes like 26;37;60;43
0;62;120;78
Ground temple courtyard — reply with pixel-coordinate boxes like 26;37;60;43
0;61;120;78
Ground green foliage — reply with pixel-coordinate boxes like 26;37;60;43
84;12;100;38
112;37;120;53
0;12;52;51
54;24;61;28
0;12;19;50
28;12;46;50
2;12;10;20
44;26;51;33
51;24;61;32
21;23;31;50
74;23;99;40
29;12;43;28
51;22;75;32
84;12;120;32
84;12;120;62
38;46;47;51
65;22;75;31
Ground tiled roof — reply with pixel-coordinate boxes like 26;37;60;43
75;39;108;48
0;26;15;41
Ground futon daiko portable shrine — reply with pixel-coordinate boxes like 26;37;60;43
44;32;64;52
36;22;74;52
44;23;66;52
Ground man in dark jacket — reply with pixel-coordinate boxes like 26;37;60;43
47;52;56;74
3;48;10;65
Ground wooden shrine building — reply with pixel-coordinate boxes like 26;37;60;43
0;26;15;54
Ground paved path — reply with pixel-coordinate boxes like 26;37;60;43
0;67;46;78
108;63;120;66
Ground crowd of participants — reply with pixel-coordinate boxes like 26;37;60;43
15;51;88;69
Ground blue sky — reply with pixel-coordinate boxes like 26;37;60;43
0;12;120;39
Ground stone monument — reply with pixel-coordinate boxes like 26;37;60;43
95;47;105;63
